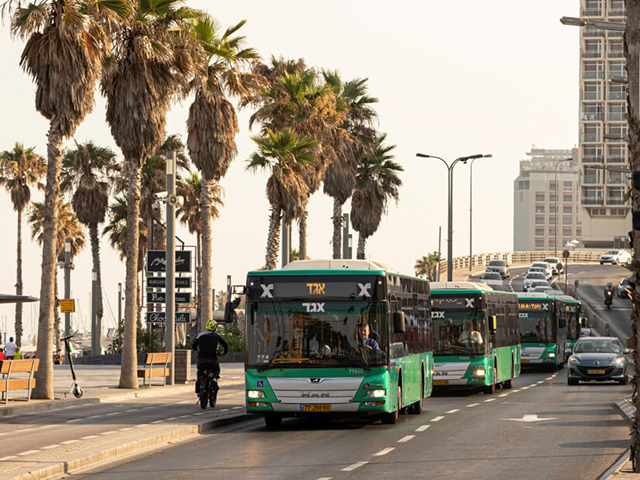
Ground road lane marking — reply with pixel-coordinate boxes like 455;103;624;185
101;431;117;435
431;416;445;422
446;409;460;413
119;427;134;432
86;415;101;419
41;445;60;450
521;387;530;390
13;424;56;434
316;478;333;480
0;456;17;461
538;381;545;384
545;377;553;380
17;450;40;456
106;412;121;416
166;417;178;421
529;383;538;387
193;413;205;416
61;440;79;445
65;418;82;423
151;420;165;424
467;403;480;407
232;406;243;410
484;398;496;403
81;435;98;440
415;425;430;432
499;393;509;397
135;424;150;428
124;409;139;412
341;461;368;472
398;435;415;443
374;447;395;456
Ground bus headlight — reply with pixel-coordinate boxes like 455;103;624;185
366;389;386;398
247;390;265;399
547;352;556;358
473;368;486;377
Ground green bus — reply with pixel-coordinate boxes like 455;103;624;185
555;295;583;360
243;259;433;426
430;282;521;394
517;292;566;370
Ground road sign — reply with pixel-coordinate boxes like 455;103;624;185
146;292;191;304
147;277;192;289
60;299;75;313
146;311;191;323
562;249;570;259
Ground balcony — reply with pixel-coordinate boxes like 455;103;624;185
583;134;601;142
582;50;602;58
608;30;623;38
609;49;624;58
607;197;626;205
584;27;606;38
582;92;602;101
608;112;625;121
582;111;603;120
583;71;605;79
584;9;603;16
583;196;605;205
607;176;627;184
608;8;626;16
609;91;626;100
607;156;625;163
583;175;601;184
609;71;627;80
583;155;605;163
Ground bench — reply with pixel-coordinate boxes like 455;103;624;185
137;353;172;387
0;359;39;404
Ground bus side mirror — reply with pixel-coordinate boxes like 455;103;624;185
490;315;497;334
224;297;241;323
393;312;405;334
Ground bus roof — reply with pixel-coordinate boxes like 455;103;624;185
430;281;493;293
248;259;388;277
516;292;553;300
556;295;580;304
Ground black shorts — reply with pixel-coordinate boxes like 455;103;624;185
197;359;220;379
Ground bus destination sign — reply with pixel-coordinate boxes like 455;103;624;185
518;301;550;312
431;296;476;310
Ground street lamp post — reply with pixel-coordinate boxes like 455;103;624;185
554;157;574;256
416;153;491;281
469;155;492;271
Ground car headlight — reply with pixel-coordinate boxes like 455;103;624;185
366;389;386;398
612;357;626;365
247;390;265;399
569;356;581;365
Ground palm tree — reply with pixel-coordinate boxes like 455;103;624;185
351;134;403;259
28;200;85;353
0;143;46;347
415;253;440;281
186;15;264;330
322;72;378;258
6;0;125;399
61;141;117;350
247;128;317;269
101;1;198;389
176;172;224;325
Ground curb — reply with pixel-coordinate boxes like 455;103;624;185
7;412;256;480
0;397;100;418
616;397;635;425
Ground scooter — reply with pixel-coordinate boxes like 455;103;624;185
604;289;614;309
61;334;83;398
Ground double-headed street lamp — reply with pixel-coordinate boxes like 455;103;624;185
416;152;492;281
469;155;492;271
554;157;574;256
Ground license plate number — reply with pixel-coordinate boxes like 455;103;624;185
588;369;606;374
521;359;531;364
433;380;449;386
301;404;331;412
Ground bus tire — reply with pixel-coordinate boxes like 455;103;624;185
483;382;496;395
381;386;401;425
264;414;282;427
410;377;424;415
504;358;514;389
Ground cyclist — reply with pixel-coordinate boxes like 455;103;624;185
192;320;229;394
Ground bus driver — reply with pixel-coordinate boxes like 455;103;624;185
357;323;380;350
459;320;483;345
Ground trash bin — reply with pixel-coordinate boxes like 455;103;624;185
175;349;192;384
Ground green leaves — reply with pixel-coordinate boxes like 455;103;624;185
248;128;317;173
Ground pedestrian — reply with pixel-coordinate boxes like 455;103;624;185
0;347;4;361
14;347;22;360
5;337;17;360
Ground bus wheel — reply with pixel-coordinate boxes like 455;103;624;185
483;382;495;395
504;360;514;389
410;379;424;415
264;414;282;428
381;386;401;425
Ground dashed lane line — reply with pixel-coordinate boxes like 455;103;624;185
374;447;396;456
537;381;544;384
41;445;61;450
341;461;368;472
81;435;98;440
467;403;480;408
17;450;40;456
446;409;460;414
61;440;79;445
431;416;445;422
484;398;496;403
0;456;18;461
65;418;82;423
100;431;117;435
499;393;509;397
398;435;415;443
415;425;430;432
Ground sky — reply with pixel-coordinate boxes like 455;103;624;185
0;0;580;341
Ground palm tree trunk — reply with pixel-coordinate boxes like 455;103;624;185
15;209;24;347
357;233;366;260
266;207;282;270
332;199;342;259
196;231;202;332
625;1;640;469
54;270;61;355
119;160;142;389
299;209;308;260
200;176;214;332
89;223;104;345
34;119;63;399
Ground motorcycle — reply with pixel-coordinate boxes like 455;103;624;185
197;367;219;409
605;289;614;309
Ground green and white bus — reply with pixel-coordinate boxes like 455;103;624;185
243;259;433;426
517;292;566;369
555;295;583;360
430;282;521;394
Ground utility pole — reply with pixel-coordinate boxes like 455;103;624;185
437;226;442;282
63;238;72;337
117;282;122;348
91;270;99;355
165;151;176;385
281;215;290;267
342;213;352;259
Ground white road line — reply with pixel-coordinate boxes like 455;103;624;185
101;431;117;435
17;450;40;456
176;415;190;419
398;435;415;443
166;417;178;421
0;456;17;461
545;377;553;380
529;383;538;387
150;420;164;424
124;409;139;412
193;413;205;416
86;415;101;419
316;478;333;480
41;445;61;450
61;440;79;445
106;412;121;416
521;386;530;390
431;416;445;422
178;400;192;404
81;435;98;440
341;461;368;472
118;427;134;432
160;404;172;407
219;409;230;412
135;424;150;428
514;389;523;392
13;425;56;434
374;447;395;456
537;381;544;384
415;425;430;432
446;409;460;413
232;406;243;410
484;398;496;403
65;418;82;423
499;393;509;397
467;403;480;407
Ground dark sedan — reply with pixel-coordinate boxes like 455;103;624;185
618;278;631;298
567;337;629;385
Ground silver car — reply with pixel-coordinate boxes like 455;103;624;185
486;259;510;278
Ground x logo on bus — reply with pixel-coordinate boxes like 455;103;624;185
465;298;475;308
358;283;371;297
260;284;274;298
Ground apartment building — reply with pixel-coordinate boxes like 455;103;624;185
578;0;630;247
514;147;580;252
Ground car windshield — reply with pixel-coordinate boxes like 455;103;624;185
526;273;546;279
621;279;629;286
531;281;550;288
489;260;506;267
532;263;548;269
482;273;501;280
604;250;619;255
574;339;621;354
543;258;558;264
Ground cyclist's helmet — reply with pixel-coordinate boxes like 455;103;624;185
206;320;218;332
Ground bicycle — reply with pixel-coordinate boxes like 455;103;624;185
197;367;219;409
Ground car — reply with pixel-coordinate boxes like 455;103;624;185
486;259;510;278
567;336;629;385
527;266;551;281
599;250;632;265
543;257;564;274
523;272;548;291
480;271;504;287
532;286;554;293
531;262;554;280
618;278;631;298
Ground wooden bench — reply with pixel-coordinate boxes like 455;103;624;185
0;359;39;404
137;353;172;387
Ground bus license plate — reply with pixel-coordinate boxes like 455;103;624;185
301;404;331;412
521;359;531;364
588;369;606;374
433;380;449;386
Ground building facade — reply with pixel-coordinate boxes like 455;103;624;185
514;147;580;252
578;0;630;247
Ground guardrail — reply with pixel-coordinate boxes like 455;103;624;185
438;250;607;279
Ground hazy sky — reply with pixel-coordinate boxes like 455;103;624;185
0;0;580;340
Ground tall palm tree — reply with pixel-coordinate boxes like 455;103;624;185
0;143;46;347
61;141;117;349
322;72;378;259
6;0;125;399
247;128;317;270
176;172;224;325
101;1;197;389
351;134;403;260
186;15;264;330
414;253;440;281
28;200;86;353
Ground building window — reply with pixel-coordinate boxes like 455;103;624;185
535;216;545;225
583;124;601;142
563;205;572;214
577;227;582;236
608;144;626;163
583;166;603;184
535;239;545;249
563;216;572;225
583;186;604;205
609;82;626;101
517;180;529;190
609;61;626;80
608;103;625;122
587;207;608;216
583;61;605;79
609;0;625;16
563;181;573;191
535;228;544;237
549;205;557;214
550;194;558;203
563;227;572;236
582;83;602;101
549;216;556;225
610;208;627;216
535;204;545;213
549;181;558;191
583;145;604;163
606;123;628;142
607;186;625;205
563;194;572;202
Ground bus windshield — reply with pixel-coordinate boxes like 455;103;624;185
431;294;487;357
246;301;388;369
520;312;556;343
